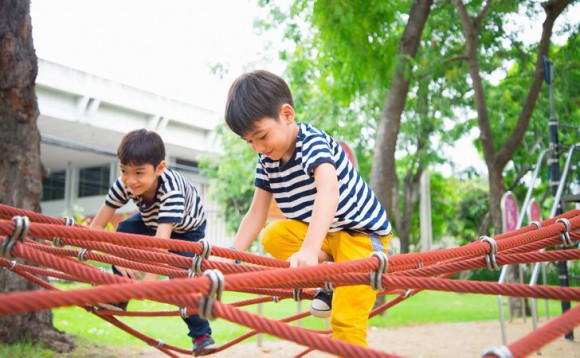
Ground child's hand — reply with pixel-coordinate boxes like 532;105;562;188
288;249;318;268
142;272;157;281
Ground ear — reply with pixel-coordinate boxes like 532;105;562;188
155;160;166;175
279;103;295;124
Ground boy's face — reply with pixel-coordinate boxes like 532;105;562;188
242;104;297;163
120;161;165;199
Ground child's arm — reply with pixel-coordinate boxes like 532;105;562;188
90;205;140;279
90;204;116;230
232;187;272;252
288;163;339;268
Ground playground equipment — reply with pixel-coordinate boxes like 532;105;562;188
496;56;580;345
0;204;578;357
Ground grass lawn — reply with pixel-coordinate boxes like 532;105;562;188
0;281;572;357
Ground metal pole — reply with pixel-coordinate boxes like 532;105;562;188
544;56;573;340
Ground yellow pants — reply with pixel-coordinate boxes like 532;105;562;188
262;219;391;347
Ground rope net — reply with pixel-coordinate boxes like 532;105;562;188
0;204;578;357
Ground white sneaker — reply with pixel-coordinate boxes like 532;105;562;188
310;288;333;318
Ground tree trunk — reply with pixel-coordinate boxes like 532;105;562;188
0;0;73;352
370;0;433;232
399;167;423;253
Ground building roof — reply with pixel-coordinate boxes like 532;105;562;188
37;59;222;172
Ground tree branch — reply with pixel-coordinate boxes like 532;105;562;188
475;0;493;27
455;0;495;165
495;0;573;167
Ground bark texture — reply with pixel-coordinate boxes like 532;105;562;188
370;0;433;253
0;0;73;351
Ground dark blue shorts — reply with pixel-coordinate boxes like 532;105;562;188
114;212;211;338
116;212;206;258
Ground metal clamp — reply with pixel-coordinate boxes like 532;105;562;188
272;296;280;303
370;251;388;291
292;288;302;302
53;216;75;247
1;216;30;259
189;239;212;277
63;216;75;226
77;248;89;261
155;339;164;348
482;345;513;358
556;218;573;247
198;269;224;321
179;306;189;319
480;236;501;271
530;221;542;229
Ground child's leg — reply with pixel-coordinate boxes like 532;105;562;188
328;231;390;347
106;213;155;309
172;222;212;340
261;219;332;261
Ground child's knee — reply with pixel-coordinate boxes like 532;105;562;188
261;221;284;254
116;220;132;233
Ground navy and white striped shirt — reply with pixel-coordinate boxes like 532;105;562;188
105;168;206;233
254;122;391;236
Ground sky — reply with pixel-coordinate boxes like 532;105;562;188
29;1;578;175
30;0;286;113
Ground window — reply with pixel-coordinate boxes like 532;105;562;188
174;158;199;174
78;165;111;197
42;171;66;201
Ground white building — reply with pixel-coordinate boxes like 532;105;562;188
37;59;228;245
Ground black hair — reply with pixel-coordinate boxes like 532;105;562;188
117;129;165;167
224;70;294;136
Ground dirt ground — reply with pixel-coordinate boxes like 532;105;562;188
118;320;578;358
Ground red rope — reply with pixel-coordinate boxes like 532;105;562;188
1;204;578;357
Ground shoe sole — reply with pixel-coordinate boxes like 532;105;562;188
310;307;331;318
194;346;216;357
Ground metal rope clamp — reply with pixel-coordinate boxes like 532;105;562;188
556;218;573;247
179;306;189;319
77;248;89;261
322;261;335;292
482;345;513;358
480;236;501;271
292;288;302;302
530;221;542;229
188;239;212;278
370;251;388;291
199;269;224;321
1;216;30;259
53;216;75;247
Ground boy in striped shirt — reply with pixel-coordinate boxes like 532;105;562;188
225;70;392;347
90;129;215;356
